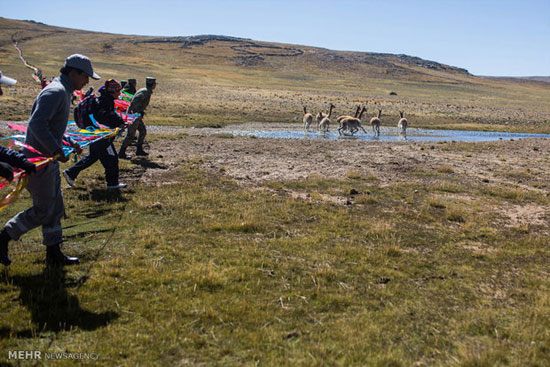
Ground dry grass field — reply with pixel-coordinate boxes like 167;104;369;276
1;17;549;366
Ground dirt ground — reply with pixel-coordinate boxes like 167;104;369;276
2;121;549;232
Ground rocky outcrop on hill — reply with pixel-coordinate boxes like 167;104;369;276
134;35;251;48
396;54;469;74
306;49;469;75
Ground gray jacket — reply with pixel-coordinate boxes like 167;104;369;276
128;87;153;115
25;74;74;157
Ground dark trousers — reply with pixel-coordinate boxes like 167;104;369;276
65;139;119;186
120;117;146;152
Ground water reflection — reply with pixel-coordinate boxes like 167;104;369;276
223;128;550;143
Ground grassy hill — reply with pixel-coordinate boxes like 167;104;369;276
1;17;550;131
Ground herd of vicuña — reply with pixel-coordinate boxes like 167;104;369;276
302;102;408;137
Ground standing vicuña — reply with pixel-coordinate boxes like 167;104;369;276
338;105;368;135
316;110;327;125
397;111;408;136
336;105;361;125
303;106;313;131
319;104;334;132
370;109;382;136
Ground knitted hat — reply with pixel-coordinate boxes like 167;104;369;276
105;78;122;93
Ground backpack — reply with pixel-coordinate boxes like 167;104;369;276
74;94;97;129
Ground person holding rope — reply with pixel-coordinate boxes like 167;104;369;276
118;77;156;159
0;54;99;267
0;146;36;182
63;79;127;189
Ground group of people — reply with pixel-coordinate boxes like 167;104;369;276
0;54;157;267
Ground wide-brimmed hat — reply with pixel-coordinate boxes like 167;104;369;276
0;71;17;86
146;77;157;86
63;54;100;80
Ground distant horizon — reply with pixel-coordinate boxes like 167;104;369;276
2;0;549;77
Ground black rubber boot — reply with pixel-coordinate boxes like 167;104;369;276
135;147;149;156
0;228;11;266
46;244;80;266
118;147;131;160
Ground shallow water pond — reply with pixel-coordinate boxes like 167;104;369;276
223;127;550;142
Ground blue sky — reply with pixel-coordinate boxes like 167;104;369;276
1;0;549;76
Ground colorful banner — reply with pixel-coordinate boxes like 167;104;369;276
0;117;133;209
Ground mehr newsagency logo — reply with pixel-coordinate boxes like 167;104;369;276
8;350;99;360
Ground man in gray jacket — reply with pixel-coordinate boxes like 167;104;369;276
0;54;99;266
118;77;156;159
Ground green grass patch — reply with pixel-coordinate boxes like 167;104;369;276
0;140;549;367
